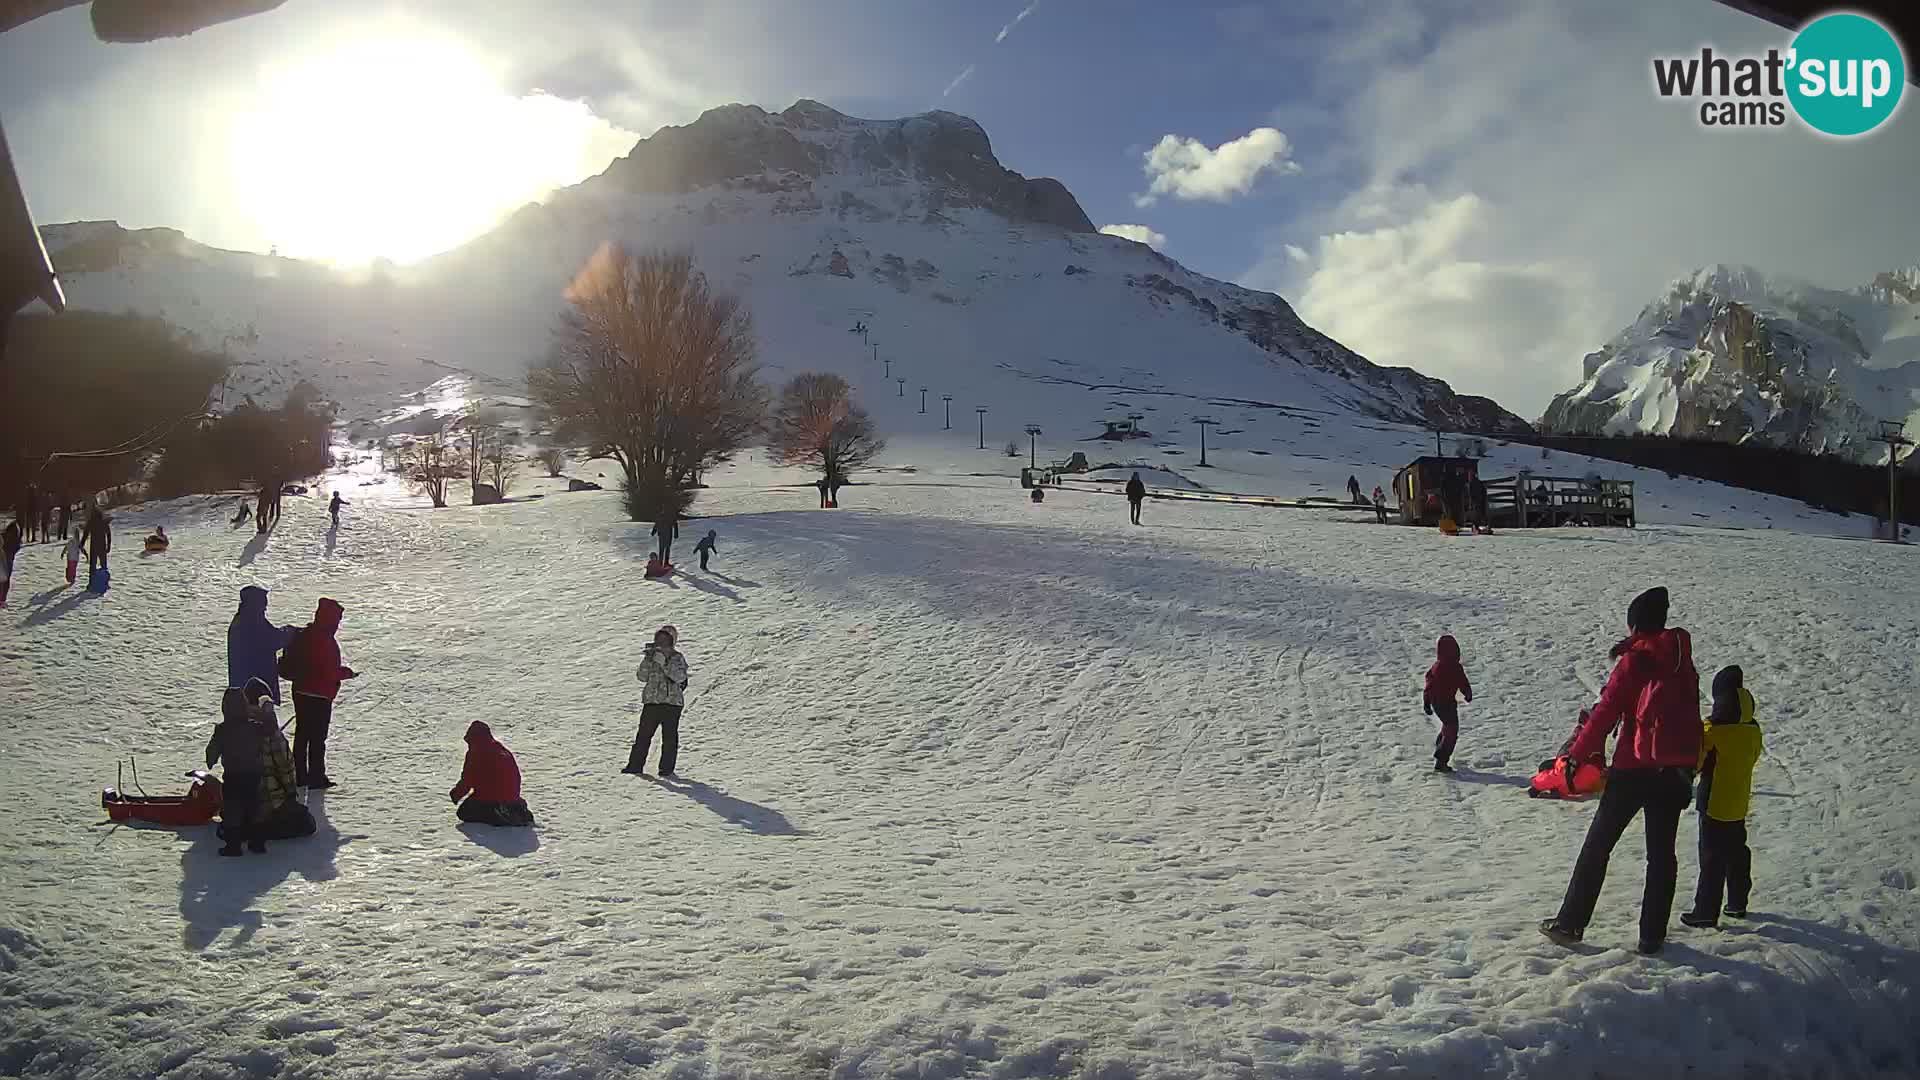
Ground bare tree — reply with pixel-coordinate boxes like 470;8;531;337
485;439;520;497
392;429;452;508
527;245;766;521
767;373;886;486
536;446;569;478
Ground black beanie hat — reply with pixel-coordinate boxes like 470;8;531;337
1627;586;1669;632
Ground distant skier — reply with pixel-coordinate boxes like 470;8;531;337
694;529;718;572
1372;485;1390;524
1423;635;1473;772
651;512;679;564
0;519;20;606
624;625;689;777
816;477;831;508
286;598;358;790
1126;472;1146;525
329;492;348;527
1540;586;1701;955
1347;475;1364;505
450;720;535;827
1682;665;1762;929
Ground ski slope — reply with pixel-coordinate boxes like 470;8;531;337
2;454;1916;1079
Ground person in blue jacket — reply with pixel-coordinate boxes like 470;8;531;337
227;585;298;704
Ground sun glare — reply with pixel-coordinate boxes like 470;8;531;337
228;33;634;267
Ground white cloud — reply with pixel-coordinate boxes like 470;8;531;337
1134;127;1300;207
995;0;1041;44
942;64;976;98
1236;0;1920;416
1098;223;1167;249
1284;244;1309;263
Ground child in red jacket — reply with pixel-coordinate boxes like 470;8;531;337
450;721;535;827
1423;634;1474;773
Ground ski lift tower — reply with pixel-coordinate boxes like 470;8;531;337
1873;419;1914;542
1193;416;1218;467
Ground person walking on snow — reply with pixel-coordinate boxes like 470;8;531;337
63;527;84;586
624;625;689;777
694;529;718;572
228;585;298;705
652;513;679;564
1372;485;1390;524
1126;472;1146;525
816;477;831;508
329;492;348;528
286;598;358;790
0;519;20;607
1682;665;1763;929
1423;635;1473;772
206;688;270;855
450;721;535;826
1347;475;1364;505
1540;586;1702;955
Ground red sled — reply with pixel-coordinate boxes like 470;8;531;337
1528;755;1607;800
103;758;224;826
644;555;675;578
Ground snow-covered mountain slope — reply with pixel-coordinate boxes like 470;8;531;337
1542;264;1920;464
2;461;1915;1079
38;100;1526;440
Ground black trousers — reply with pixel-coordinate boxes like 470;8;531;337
1554;766;1692;941
627;703;682;774
457;798;535;827
698;549;710;570
1128;499;1142;524
1432;700;1459;766
220;771;263;849
657;538;673;562
292;694;334;785
1692;815;1751;919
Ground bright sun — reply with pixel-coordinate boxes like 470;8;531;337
229;32;633;267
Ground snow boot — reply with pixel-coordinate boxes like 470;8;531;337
1636;938;1664;956
1724;908;1748;919
1679;911;1717;930
1537;919;1582;947
248;839;268;854
1434;762;1454;773
218;844;244;857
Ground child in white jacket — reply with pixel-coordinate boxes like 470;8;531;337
63;530;85;585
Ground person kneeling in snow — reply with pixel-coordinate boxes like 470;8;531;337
450;721;535;827
246;679;316;841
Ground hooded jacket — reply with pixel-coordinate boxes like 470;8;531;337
1423;635;1473;707
1697;665;1762;821
1568;627;1702;770
1125;474;1146;501
228;586;298;704
291;598;351;701
206;689;267;775
451;721;522;803
694;531;718;554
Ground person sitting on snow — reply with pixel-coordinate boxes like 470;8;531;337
246;678;315;840
206;689;269;855
450;721;535;827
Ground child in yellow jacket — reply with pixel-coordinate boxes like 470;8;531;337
1682;665;1763;928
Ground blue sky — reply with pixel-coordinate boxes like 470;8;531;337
2;0;1916;415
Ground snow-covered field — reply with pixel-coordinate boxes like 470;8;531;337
3;449;1917;1080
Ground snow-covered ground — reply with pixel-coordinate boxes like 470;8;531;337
3;448;1917;1080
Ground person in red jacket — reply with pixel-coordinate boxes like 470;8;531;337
288;597;357;790
449;721;535;827
1423;634;1473;773
1541;586;1703;955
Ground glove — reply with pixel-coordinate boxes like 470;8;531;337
1423;699;1433;716
1563;759;1578;790
449;789;460;803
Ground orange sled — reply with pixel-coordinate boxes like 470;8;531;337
103;758;224;826
1528;755;1607;800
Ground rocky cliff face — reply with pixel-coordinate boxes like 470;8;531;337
1542;264;1920;463
591;100;1095;234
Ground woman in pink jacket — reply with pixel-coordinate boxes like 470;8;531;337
1540;586;1703;955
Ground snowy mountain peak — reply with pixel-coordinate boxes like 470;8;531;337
1545;262;1920;463
588;99;1093;233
